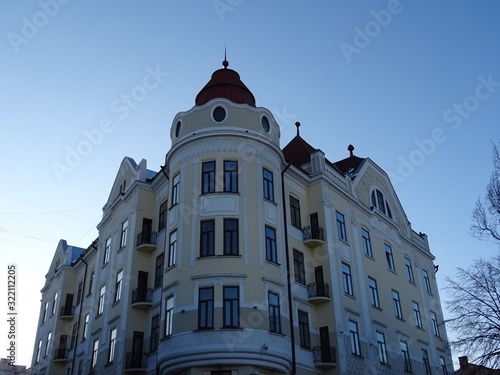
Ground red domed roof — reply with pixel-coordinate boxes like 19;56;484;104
195;60;256;107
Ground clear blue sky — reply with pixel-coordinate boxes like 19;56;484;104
1;0;499;368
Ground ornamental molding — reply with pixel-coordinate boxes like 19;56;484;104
168;136;283;172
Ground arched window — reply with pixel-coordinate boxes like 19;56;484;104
371;189;393;219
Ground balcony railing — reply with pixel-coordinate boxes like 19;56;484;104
307;282;330;299
136;231;157;252
302;226;325;246
125;351;147;370
313;345;337;366
131;288;153;308
59;305;74;318
53;348;68;361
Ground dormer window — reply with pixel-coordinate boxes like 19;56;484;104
371;189;392;219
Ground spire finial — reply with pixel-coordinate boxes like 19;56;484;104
348;144;354;157
222;46;229;68
295;122;301;136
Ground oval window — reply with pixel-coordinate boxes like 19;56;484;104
175;121;182;137
261;116;270;132
213;106;226;122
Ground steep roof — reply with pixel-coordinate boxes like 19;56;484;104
195;59;256;107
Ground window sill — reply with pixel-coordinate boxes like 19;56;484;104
365;254;375;260
265;260;281;267
344;293;356;300
338;238;349;245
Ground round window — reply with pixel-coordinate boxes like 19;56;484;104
261;116;270;132
213;106;226;122
175;121;182;137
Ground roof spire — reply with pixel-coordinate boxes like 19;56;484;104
222;46;229;68
348;144;354;157
295;122;301;136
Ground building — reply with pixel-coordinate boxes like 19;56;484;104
31;59;454;375
455;357;500;375
0;358;29;375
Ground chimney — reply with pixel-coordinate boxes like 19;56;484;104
459;356;469;369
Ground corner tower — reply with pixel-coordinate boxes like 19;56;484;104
158;60;292;374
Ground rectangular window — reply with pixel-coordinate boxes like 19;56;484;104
88;271;95;296
298;310;310;348
223;219;239;255
45;331;52;357
392;290;403;319
76;282;83;306
103;238;111;265
268;291;281;333
42;301;49;323
405;257;415;283
198;287;214;329
165;296;174;337
108;328;116;363
98;285;106;315
376;331;388;364
265;226;277;263
36;339;42;363
368;277;380;308
82;314;89;341
168;230;177;267
289;196;301;228
431;311;440;337
413;301;422;328
200;220;215;257
422;349;431;374
154;253;164;289
91;339;99;368
223;286;239;328
336;211;347;241
171;173;180;205
224;160;238;192
348;320;361;356
70;323;78;349
362;228;372;257
293;249;306;285
263;168;274;201
400;341;411;372
77;359;83;375
342;262;354;296
158;200;168;232
120;219;128;248
423;269;432;294
150;315;160;353
439;356;447;375
385;244;395;271
52;292;58;315
114;271;123;303
202;161;215;193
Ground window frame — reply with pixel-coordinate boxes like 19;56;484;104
223;160;238;193
45;331;52;357
431;311;440;337
348;320;361;356
158;200;168;232
298;310;311;349
223;219;239;255
171;173;180;206
385;244;395;271
202;161;216;194
268;291;281;333
198;287;214;329
263;168;274;202
168;230;177;267
82;313;89;341
165;295;174;337
405;257;415;283
120;219;128;248
392;290;403;319
336;211;347;241
423;269;432;294
154;253;164;289
376;331;388;364
150;314;160;353
400;340;412;372
91;339;99;368
368;277;380;308
103;238;111;265
223;286;239;328
97;285;106;316
293;249;306;285
200;220;215;257
265;226;277;263
361;228;373;257
342;262;354;296
413;301;423;328
51;292;58;315
289;195;301;228
108;328;117;363
114;270;123;303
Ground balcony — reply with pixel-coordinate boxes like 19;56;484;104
131;288;153;309
125;351;147;374
313;346;337;368
302;226;325;247
136;231;157;252
59;305;74;320
307;282;330;304
53;348;68;363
